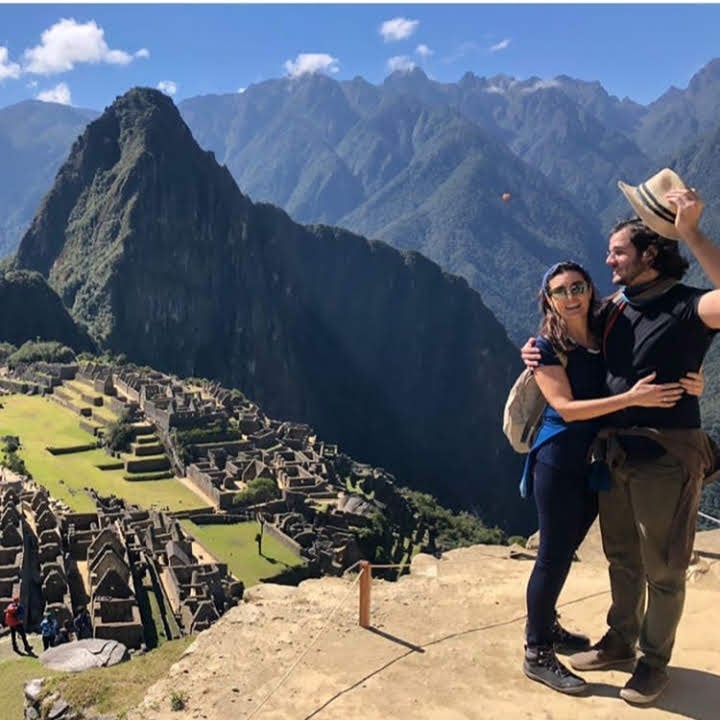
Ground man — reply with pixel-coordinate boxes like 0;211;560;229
3;595;33;654
521;169;720;705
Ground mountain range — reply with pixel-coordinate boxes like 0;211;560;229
4;59;720;341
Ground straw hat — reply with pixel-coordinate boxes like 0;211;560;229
617;168;688;241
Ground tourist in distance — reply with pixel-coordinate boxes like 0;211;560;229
519;258;701;696
3;594;34;654
73;605;93;640
40;609;58;651
521;169;720;704
54;620;74;645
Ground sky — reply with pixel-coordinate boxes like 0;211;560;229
1;3;720;111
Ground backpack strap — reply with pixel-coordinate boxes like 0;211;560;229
602;290;627;357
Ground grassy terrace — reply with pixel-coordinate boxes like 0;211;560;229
0;395;207;513
0;642;59;720
59;379;120;424
0;634;194;720
181;520;305;587
45;636;195;716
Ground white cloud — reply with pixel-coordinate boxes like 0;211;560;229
521;79;560;93
387;55;416;73
283;53;339;78
0;47;21;80
37;81;71;105
489;38;511;53
135;48;150;59
156;80;177;96
237;87;246;94
415;44;433;58
379;17;419;42
24;18;136;74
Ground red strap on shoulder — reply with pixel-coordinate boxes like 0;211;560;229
602;292;627;356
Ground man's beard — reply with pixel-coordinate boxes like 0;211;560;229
614;259;649;286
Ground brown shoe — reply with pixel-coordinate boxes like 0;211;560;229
619;660;669;704
569;629;636;671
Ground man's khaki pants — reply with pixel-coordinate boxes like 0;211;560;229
599;452;690;669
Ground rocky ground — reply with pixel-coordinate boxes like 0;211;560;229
123;523;720;720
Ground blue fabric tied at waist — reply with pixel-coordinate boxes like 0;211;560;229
520;414;609;499
519;414;567;499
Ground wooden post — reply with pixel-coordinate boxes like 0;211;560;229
359;560;372;628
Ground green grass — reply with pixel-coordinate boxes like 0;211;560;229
87;403;119;424
0;648;59;720
139;580;165;648
0;395;209;513
43;636;195;717
61;380;119;424
180;520;305;586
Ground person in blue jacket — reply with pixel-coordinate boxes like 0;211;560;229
40;609;57;650
521;260;702;695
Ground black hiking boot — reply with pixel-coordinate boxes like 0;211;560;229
619;659;669;705
523;645;588;695
551;616;591;654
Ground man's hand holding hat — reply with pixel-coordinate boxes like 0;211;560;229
619;169;720;288
666;186;704;243
617;168;704;241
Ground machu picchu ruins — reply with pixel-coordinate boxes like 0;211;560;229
0;357;421;649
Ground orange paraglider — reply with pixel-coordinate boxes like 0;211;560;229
502;192;511;202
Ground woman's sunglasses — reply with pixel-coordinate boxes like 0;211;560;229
547;281;589;300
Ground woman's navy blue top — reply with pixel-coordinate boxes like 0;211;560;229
520;335;605;497
534;336;605;470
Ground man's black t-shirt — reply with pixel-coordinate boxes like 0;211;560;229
603;284;717;429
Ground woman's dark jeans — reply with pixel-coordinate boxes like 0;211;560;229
525;460;598;647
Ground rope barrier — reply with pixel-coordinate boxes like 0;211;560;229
245;565;366;720
698;510;720;526
341;559;363;576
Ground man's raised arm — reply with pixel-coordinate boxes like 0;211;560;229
669;188;720;288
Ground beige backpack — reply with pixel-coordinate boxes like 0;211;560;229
502;353;565;454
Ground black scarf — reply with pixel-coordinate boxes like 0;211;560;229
622;276;678;308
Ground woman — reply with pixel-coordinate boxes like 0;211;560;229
522;260;702;695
